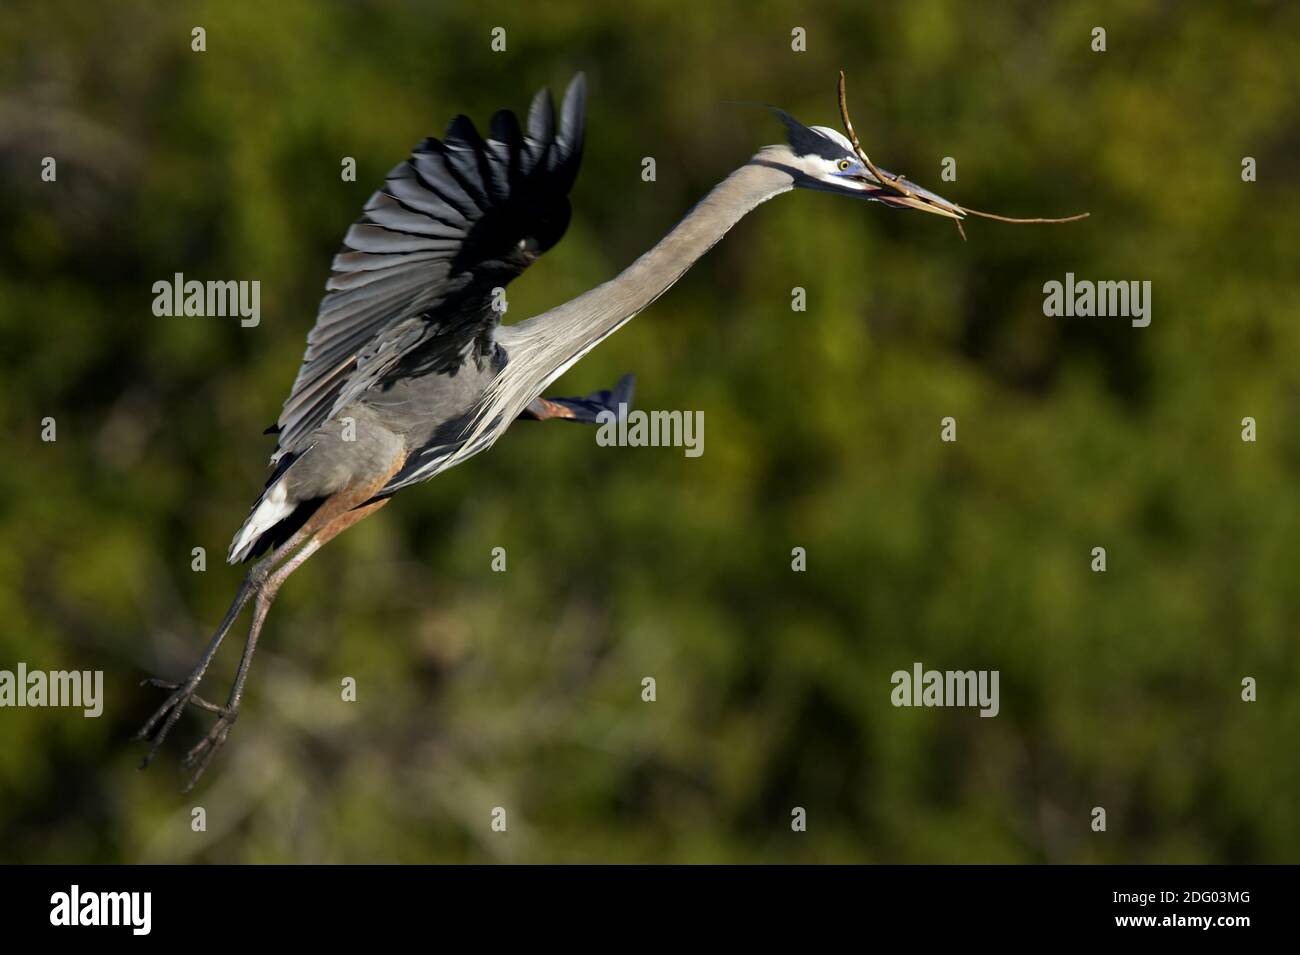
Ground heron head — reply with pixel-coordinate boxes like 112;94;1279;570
766;110;965;221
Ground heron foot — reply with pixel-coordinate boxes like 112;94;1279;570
179;709;238;792
135;676;233;781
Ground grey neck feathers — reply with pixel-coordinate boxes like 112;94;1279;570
481;158;795;435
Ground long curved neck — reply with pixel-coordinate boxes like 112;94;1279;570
561;158;795;339
490;158;794;423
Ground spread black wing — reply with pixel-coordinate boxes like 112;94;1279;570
268;73;587;463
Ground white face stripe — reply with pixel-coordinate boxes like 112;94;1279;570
788;126;872;189
780;147;873;192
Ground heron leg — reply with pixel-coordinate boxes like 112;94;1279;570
520;373;635;423
135;513;325;768
522;397;581;420
177;498;389;790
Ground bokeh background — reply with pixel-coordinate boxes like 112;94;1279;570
1;0;1297;863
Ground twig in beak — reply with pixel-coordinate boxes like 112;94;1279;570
836;70;1089;231
837;71;918;202
959;208;1090;225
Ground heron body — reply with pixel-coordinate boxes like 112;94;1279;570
138;73;967;787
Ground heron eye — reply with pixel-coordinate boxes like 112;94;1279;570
837;158;852;172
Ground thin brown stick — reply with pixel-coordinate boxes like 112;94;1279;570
837;70;1089;228
957;207;1090;224
837;71;916;200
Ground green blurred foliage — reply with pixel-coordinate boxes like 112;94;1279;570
1;0;1298;863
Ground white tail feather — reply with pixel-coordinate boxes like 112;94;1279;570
227;481;295;564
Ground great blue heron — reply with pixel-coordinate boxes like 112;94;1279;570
136;72;973;787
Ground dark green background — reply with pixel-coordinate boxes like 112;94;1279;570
1;0;1296;862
